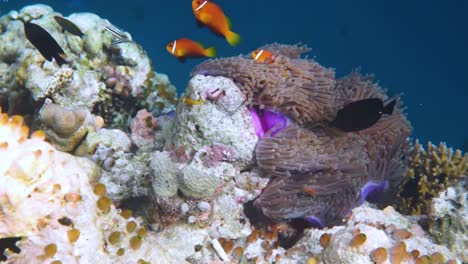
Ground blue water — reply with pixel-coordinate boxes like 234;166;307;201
1;0;467;149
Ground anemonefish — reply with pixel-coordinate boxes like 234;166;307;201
166;38;216;62
192;0;241;46
251;49;275;64
330;98;397;132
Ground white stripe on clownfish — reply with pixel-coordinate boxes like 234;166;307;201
171;40;177;54
254;49;264;61
195;1;208;11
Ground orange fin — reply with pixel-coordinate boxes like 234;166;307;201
225;15;232;29
225;30;241;46
204;46;217;57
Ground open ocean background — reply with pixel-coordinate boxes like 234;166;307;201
1;0;467;150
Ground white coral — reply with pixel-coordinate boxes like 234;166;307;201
171;75;258;168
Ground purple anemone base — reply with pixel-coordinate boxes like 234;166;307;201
303;215;324;228
360;180;389;204
249;108;288;138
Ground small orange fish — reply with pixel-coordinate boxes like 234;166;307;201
166;38;216;62
303;186;318;196
192;0;241;46
251;49;275;64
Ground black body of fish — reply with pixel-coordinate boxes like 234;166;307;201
54;16;84;37
24;22;67;66
331;98;396;132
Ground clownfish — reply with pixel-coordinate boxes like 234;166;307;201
192;0;241;46
251;49;275;64
303;186;318;196
166;38;217;62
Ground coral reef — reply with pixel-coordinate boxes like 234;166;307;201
429;179;467;262
1;3;465;260
396;140;468;215
130;109;158;151
170;74;258;166
150;149;236;199
0;4;176;129
39;102;104;152
294;204;461;264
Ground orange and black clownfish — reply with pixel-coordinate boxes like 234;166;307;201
192;0;241;46
251;49;275;64
166;38;217;62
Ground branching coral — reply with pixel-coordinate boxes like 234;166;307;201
395;140;468;215
192;43;337;125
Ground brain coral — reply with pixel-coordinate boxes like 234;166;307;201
194;44;412;227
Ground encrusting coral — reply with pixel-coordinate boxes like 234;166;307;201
395;140;468;215
429;179;467;262
39;101;104;152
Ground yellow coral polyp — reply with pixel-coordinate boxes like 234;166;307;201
44;243;57;258
137;227;147;238
120;209;132;219
116;248;125;256
64;192;82;202
350;233;366;247
126;221;137;233
68;229;80;243
31;130;46;140
108;231;121;245
130;236;142;250
97;196;112;214
93;183;107;196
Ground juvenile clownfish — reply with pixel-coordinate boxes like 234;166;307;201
181;96;205;106
330;98;397;132
303;186;318;196
251;49;274;64
166;38;217;62
192;0;241;46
